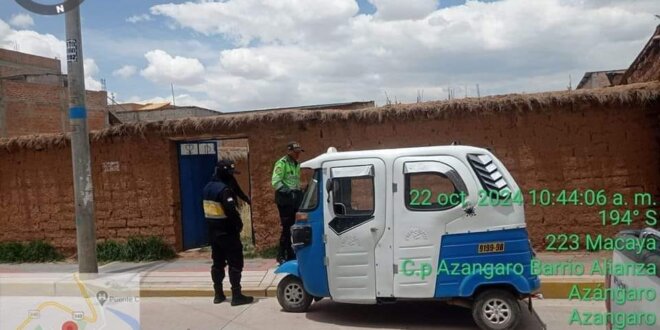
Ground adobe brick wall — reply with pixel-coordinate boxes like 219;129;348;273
247;102;660;250
0;135;181;254
0;95;658;253
0;80;108;138
92;136;181;251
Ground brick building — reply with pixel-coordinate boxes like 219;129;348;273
576;70;626;90
109;102;221;124
578;24;660;89
0;49;108;138
108;101;374;124
621;24;660;84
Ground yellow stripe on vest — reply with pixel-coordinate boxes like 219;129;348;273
203;200;226;219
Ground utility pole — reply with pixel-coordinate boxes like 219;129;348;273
171;83;176;106
66;5;98;273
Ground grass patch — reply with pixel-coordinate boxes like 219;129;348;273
242;242;258;259
0;240;63;263
238;204;280;259
97;236;176;262
242;243;278;259
257;246;279;259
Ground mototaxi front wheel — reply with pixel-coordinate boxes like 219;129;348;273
276;275;313;313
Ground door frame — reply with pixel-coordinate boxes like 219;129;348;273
172;135;254;250
322;158;387;303
391;155;478;298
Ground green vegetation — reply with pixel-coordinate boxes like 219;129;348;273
97;236;176;262
243;244;278;259
0;240;63;263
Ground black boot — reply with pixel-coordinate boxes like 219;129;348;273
214;292;226;304
214;284;226;304
231;288;254;306
277;244;286;265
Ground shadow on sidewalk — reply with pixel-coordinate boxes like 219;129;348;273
303;300;543;330
102;261;167;274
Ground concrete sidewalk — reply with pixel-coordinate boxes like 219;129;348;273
0;252;607;299
135;259;283;298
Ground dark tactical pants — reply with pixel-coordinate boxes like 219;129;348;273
277;204;297;261
209;224;243;293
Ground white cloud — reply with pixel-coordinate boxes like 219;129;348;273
145;0;658;111
219;48;288;80
84;30;220;62
9;13;34;29
151;0;359;46
83;58;104;91
112;65;137;79
126;14;152;24
369;0;438;20
140;50;205;85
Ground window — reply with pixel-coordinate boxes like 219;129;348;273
332;176;374;216
404;162;467;211
299;169;320;211
327;165;376;235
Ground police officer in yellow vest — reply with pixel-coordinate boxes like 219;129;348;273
272;141;304;264
203;159;254;306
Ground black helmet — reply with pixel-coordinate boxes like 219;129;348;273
215;159;240;178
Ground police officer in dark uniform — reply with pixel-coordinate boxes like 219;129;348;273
203;159;254;306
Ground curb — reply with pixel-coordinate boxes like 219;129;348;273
140;287;277;298
539;276;604;299
139;278;604;299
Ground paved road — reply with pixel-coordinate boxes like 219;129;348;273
140;297;605;330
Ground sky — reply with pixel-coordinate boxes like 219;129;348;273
0;0;658;112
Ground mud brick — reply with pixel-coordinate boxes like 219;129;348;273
41;221;60;231
106;219;127;228
59;220;76;230
117;227;141;238
139;226;163;236
44;230;65;239
127;218;151;228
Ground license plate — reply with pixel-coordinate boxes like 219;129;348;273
478;242;505;253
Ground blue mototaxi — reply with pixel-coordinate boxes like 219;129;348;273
275;146;542;330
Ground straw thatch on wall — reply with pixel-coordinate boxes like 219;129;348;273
219;147;248;162
1;81;659;153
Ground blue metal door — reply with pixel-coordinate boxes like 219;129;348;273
178;141;218;250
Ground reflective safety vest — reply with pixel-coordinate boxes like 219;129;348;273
202;180;228;220
271;155;301;191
